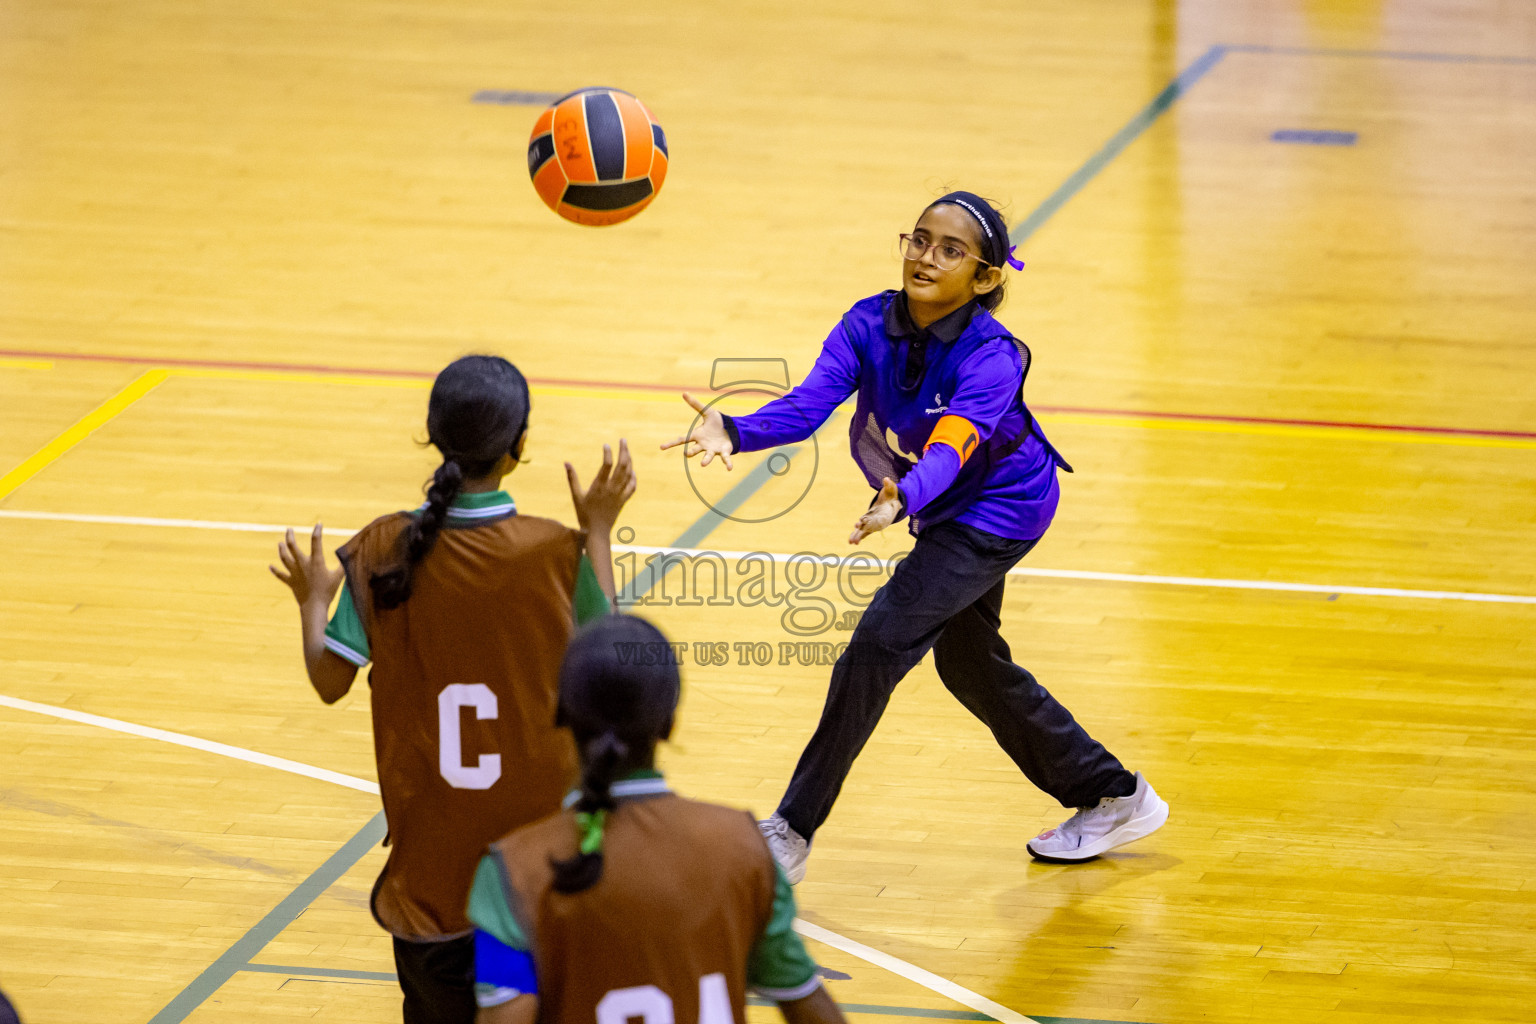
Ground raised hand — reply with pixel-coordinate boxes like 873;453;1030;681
270;523;357;704
566;439;637;533
849;477;902;545
659;392;734;470
271;524;346;609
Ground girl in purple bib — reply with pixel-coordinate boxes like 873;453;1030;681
663;192;1168;879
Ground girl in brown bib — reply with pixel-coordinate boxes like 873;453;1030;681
272;354;634;1024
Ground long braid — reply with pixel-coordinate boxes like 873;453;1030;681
550;731;628;893
364;355;529;613
547;617;681;897
370;459;465;610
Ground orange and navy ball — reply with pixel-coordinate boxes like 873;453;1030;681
527;88;668;227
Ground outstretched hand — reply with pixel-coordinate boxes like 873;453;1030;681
660;392;733;470
566;439;637;533
270;524;345;609
850;477;902;545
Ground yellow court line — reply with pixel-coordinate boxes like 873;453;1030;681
17;361;1526;451
0;369;169;502
0;358;54;370
1044;412;1536;450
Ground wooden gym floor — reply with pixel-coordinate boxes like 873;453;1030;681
1;1;1534;1022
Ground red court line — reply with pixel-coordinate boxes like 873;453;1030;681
0;347;697;393
1034;404;1536;440
6;346;1534;441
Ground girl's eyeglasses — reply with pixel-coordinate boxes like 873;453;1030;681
899;233;988;272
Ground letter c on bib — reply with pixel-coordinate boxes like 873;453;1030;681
437;683;502;789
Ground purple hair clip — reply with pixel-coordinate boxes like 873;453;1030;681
1005;245;1025;271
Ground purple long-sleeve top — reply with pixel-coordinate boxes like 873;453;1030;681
723;295;1063;541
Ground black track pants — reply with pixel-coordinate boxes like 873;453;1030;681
777;520;1136;840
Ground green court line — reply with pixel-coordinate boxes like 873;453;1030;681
621;441;809;604
141;37;1523;1024
621;407;846;605
145;812;387;1023
1009;44;1227;245
143;427;842;1022
244;963;397;982
241;963;1149;1024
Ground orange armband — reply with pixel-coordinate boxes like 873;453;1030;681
924;414;980;466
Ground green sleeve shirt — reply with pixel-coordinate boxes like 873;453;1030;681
464;852;820;1002
468;853;530;949
747;864;822;1000
324;551;611;667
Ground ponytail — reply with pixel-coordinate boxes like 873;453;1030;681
369;459;464;611
550;731;628;894
549;616;681;896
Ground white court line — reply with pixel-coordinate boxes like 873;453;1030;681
795;919;1034;1024
6;509;1530;606
621;544;1536;606
0;692;1038;1023
1003;566;1536;604
0;694;380;795
0;509;328;534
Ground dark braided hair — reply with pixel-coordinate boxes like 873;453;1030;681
550;615;681;894
369;355;530;611
550;731;629;894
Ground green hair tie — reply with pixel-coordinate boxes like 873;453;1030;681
574;809;608;856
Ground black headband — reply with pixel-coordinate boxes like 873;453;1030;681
928;191;1023;270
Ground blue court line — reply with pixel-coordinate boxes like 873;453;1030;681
1271;129;1357;146
240;963;1149;1023
1008;39;1536;246
1224;43;1536;66
472;89;565;105
1009;44;1228;245
145;812;388;1024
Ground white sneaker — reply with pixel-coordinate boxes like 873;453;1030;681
1027;772;1168;863
758;813;810;884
